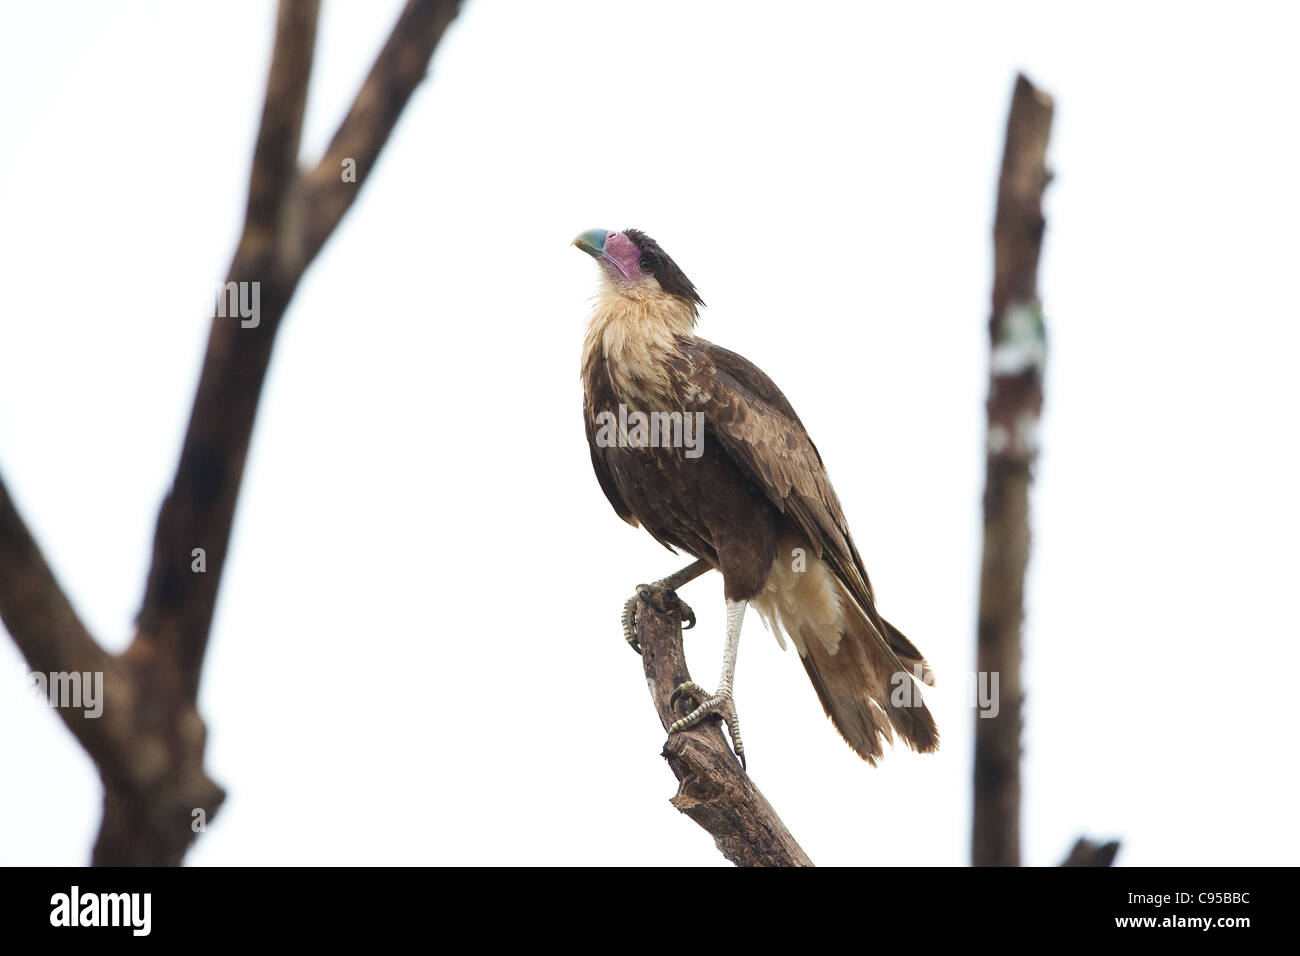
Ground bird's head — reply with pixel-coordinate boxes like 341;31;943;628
572;228;704;313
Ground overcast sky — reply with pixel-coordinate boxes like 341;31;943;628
2;0;1297;866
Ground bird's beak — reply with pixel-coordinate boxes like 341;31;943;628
572;228;608;259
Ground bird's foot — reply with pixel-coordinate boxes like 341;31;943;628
668;681;746;770
621;583;696;655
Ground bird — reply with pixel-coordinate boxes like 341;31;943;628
574;227;937;768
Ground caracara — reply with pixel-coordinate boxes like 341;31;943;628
574;227;937;767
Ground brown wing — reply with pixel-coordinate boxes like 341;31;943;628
584;399;638;528
681;340;921;663
687;341;938;757
683;342;873;597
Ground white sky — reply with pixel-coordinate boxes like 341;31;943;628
1;0;1297;866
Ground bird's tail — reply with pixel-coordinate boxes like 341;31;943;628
752;550;939;764
798;588;939;764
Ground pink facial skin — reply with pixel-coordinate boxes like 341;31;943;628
600;231;650;284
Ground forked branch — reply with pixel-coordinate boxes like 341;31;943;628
0;0;462;865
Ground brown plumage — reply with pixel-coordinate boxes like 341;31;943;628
577;227;937;763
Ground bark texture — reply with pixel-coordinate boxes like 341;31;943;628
634;587;813;867
973;73;1054;869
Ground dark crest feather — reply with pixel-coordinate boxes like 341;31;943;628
624;228;705;309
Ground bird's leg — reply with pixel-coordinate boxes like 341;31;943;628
668;598;748;769
622;558;710;653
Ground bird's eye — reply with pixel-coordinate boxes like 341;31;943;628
638;257;653;273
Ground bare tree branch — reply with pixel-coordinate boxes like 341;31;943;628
136;0;321;707
973;73;1053;868
0;0;462;865
1062;837;1121;867
296;0;461;267
105;0;460;866
0;475;118;748
136;0;461;702
245;0;318;252
2;461;225;867
634;588;813;867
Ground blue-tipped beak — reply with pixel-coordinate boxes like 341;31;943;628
572;228;608;259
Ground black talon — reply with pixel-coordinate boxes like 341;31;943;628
669;686;692;710
680;603;696;630
636;585;667;614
